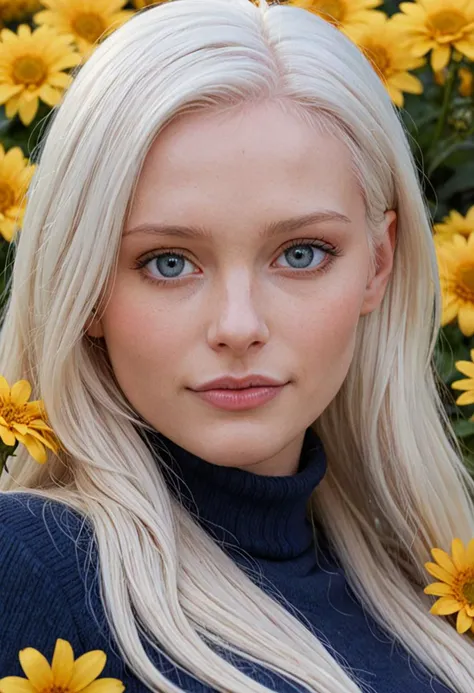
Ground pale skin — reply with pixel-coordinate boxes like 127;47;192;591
87;100;397;476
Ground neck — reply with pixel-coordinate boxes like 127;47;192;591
141;425;328;560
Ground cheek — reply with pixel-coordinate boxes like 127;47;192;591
294;275;366;400
99;283;187;403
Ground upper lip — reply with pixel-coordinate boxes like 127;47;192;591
192;374;287;391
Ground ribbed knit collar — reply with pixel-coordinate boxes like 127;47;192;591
142;426;327;560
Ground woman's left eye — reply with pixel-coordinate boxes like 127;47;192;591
134;239;342;285
277;241;331;271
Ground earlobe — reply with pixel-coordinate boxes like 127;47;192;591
360;210;397;317
86;309;104;339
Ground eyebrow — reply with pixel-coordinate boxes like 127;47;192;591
123;209;351;240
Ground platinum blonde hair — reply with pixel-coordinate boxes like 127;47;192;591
1;0;474;690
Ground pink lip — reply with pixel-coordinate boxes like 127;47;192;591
194;385;286;411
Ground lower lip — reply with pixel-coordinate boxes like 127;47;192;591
193;385;286;411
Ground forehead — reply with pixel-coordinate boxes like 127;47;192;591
127;101;364;231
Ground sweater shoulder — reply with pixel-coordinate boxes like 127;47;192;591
0;491;90;542
0;490;98;601
0;490;97;565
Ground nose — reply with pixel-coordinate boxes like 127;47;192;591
206;274;270;355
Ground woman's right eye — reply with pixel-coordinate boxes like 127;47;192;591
134;250;197;286
144;252;194;280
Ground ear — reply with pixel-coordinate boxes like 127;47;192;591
86;308;104;339
360;209;397;317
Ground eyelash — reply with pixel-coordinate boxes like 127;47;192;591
133;237;343;287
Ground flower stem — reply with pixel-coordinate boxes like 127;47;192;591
431;61;458;153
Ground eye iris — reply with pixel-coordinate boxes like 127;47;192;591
156;253;185;277
286;245;315;268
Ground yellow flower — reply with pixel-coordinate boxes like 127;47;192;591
345;13;425;107
0;24;81;127
0;638;125;693
436;232;474;336
391;0;474;73
424;538;474;634
452;349;474;409
0;143;35;243
434;205;474;244
286;0;387;34
0;0;42;25
0;375;60;464
33;0;135;60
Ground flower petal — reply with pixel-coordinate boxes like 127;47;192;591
430;597;462;615
424;561;455;585
389;72;423;93
11;422;29;436
28;419;54;431
453;39;474;61
409;39;435;57
454;360;474;378
18;648;53;689
441;299;460;325
431;548;457;575
458;304;474;337
18;96;39;127
10;380;31;407
424;581;455;596
69;651;106;692
451;378;474;391
0;84;24;105
38;84;62;107
14;432;47;464
51;639;74;688
466;538;474;564
81;679;125;693
0;375;11;400
0;677;36;693
0;424;16;447
451;538;466;571
24;427;58;452
456;607;473;633
455;391;474;406
431;44;451;72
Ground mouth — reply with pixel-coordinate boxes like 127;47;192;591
192;383;287;411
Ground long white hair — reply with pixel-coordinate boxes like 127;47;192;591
1;0;473;690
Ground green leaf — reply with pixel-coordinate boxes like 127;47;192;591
452;418;474;439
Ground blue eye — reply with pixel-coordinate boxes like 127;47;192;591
150;253;190;279
279;243;328;270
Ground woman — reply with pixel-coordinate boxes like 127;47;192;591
0;0;473;691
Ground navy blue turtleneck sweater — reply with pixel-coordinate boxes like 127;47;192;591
0;427;453;692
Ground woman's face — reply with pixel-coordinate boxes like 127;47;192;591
88;100;396;475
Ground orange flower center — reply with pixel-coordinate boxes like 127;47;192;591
462;580;474;604
72;12;106;44
456;263;474;299
428;10;467;40
0;181;15;213
451;567;474;607
41;687;69;693
312;0;345;25
13;55;46;85
0;400;34;426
